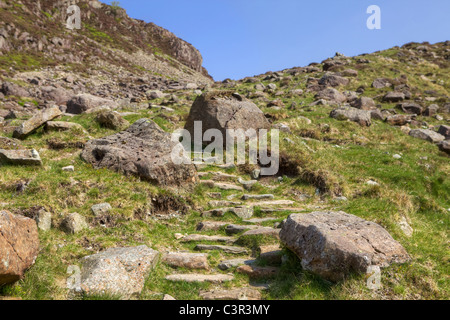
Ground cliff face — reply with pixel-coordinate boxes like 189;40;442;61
0;0;212;83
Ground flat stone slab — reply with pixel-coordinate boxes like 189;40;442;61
248;200;295;207
215;182;244;191
91;203;112;216
208;200;242;207
280;211;411;282
196;221;229;231
195;244;249;255
225;224;260;235
240;227;280;239
203;206;253;219
162;252;209;270
218;258;255;271
165;274;234;283
237;265;280;278
0;149;42;165
181;234;236;244
243;217;278;224
200;288;261;300
242;194;274;201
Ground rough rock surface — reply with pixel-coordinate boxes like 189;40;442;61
95;110;130;130
80;246;159;298
60;213;88;234
81;119;198;187
280;211;410;282
0;210;39;285
185;91;270;146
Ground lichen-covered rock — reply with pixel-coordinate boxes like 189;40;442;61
280;211;410;282
0;210;39;285
81;119;198;187
60;213;88;234
0;148;42;166
80;246;159;298
315;88;347;104
95;110;130;130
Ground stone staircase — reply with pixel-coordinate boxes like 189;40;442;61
162;167;304;300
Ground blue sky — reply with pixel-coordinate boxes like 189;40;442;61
102;1;450;81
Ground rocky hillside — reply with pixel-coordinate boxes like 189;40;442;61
0;1;449;302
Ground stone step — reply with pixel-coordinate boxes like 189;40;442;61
260;207;304;213
195;244;249;255
202;206;253;219
200;288;262;300
239;227;280;240
243;217;278;224
181;234;236;244
208;200;242;207
248;200;295;207
242;194;275;201
200;180;244;191
225;224;260;235
165;274;234;283
258;245;283;265
162;252;209;270
218;258;255;271
237;178;258;190
237;265;280;279
196;221;229;231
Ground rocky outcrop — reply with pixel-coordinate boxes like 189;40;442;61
0;211;39;285
280;211;410;282
81;119;198;187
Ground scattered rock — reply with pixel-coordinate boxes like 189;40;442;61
195;244;249;254
60;213;88;234
383;92;405;103
35;208;52;231
237;265;279;278
95;110;130;130
91;203;112;216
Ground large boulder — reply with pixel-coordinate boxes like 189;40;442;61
184;91;270;146
280;211;410;282
13;106;62;139
0;210;39;285
66;94;118;114
81;119;198;187
330;107;372;126
80;246;159;298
